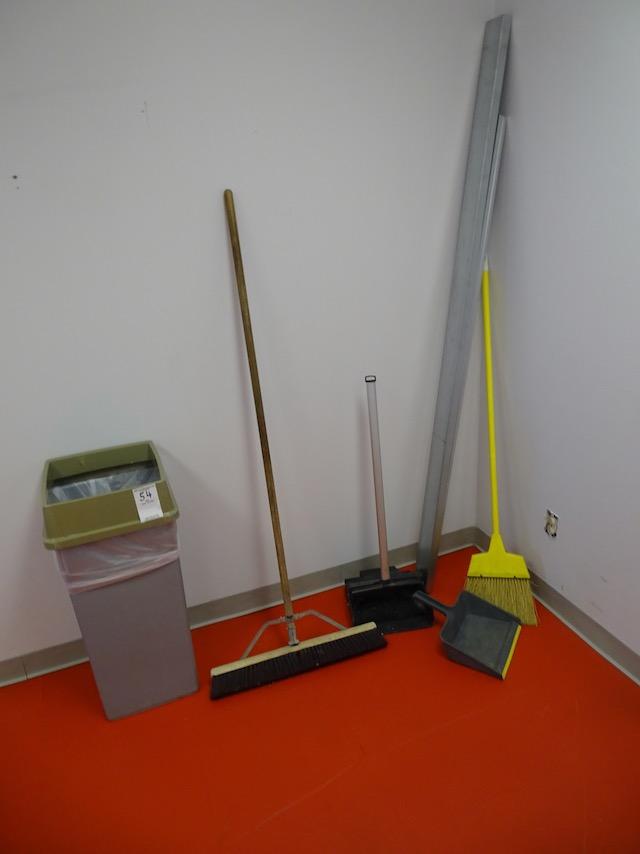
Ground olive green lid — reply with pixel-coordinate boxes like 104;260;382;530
42;441;179;550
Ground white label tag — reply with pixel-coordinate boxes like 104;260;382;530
133;483;164;522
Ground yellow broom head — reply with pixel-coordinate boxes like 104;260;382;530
465;534;538;626
467;533;529;579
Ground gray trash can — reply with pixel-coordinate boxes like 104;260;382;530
42;441;198;719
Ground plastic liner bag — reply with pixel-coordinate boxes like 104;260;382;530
56;522;179;594
47;462;161;505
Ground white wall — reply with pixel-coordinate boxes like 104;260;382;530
485;0;640;653
0;0;491;660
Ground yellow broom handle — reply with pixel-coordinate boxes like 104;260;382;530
482;261;501;536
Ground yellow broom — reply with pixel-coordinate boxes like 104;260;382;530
465;260;538;626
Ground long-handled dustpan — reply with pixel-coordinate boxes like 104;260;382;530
345;376;433;633
210;191;386;700
413;589;521;679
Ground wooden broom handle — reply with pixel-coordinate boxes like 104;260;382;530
223;190;294;618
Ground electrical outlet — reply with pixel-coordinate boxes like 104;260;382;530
545;509;558;538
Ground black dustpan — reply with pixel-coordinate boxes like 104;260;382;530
345;377;433;634
413;590;521;679
346;567;432;633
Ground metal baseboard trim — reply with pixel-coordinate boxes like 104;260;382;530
471;528;639;684
3;526;638;685
188;529;482;628
22;639;88;679
188;542;418;629
0;657;27;688
1;530;472;681
530;573;640;686
438;526;488;555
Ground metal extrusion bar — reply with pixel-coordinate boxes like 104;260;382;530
426;116;507;581
479;115;506;271
417;15;511;589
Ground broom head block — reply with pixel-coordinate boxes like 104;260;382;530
467;533;530;579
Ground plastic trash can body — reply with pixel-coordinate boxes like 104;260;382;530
70;556;197;720
42;442;198;719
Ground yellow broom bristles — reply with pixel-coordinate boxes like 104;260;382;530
464;576;538;626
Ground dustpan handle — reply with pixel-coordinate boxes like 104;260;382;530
365;376;390;581
413;591;451;618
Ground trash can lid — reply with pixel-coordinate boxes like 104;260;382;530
42;441;179;550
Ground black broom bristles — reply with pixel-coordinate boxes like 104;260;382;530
210;622;386;700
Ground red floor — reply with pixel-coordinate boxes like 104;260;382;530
1;547;639;853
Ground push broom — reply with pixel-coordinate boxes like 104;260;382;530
210;191;386;700
464;258;538;625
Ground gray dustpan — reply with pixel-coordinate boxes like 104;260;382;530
413;590;521;679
